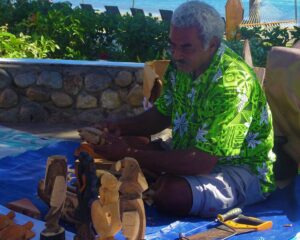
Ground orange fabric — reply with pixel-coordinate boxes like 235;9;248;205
74;143;103;159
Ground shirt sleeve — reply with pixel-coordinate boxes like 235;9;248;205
193;68;255;157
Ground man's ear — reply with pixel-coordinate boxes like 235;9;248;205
208;37;220;54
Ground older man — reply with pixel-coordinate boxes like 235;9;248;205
92;1;275;217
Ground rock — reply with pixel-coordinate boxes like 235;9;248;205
19;102;48;122
109;105;132;120
0;108;18;122
14;72;36;88
37;71;62;89
77;109;104;123
26;87;49;102
127;85;143;107
64;74;83;95
48;110;73;123
0;88;18;108
0;69;12;89
76;93;97;109
51;92;73;107
135;69;144;84
115;71;133;87
101;90;121;110
118;89;129;102
85;73;112;92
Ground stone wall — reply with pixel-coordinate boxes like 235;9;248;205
0;59;145;123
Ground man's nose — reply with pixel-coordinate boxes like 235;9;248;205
172;47;183;60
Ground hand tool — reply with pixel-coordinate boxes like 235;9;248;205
178;208;242;238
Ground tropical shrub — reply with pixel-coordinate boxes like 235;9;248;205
0;25;58;58
0;0;299;65
291;26;300;44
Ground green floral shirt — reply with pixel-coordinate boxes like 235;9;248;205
155;43;275;193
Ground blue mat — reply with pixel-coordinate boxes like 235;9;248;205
0;125;58;159
0;127;299;240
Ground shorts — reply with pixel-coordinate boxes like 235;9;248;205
183;165;266;217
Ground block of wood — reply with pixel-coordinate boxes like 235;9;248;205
6;198;41;219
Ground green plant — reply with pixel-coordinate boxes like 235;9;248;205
0;25;58;58
261;27;290;47
239;27;262;40
291;26;300;44
113;14;169;62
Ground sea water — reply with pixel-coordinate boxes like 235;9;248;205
53;0;299;22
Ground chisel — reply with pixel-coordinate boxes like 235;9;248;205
179;207;242;238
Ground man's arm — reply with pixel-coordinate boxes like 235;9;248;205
109;106;171;137
126;147;218;175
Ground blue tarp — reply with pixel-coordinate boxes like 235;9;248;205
0;127;299;240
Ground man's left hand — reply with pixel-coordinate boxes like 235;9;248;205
92;133;130;161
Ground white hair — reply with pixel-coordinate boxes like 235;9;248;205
171;1;225;48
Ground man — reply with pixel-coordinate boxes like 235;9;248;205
91;1;275;217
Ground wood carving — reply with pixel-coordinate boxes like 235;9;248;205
116;157;148;240
0;221;35;240
74;151;98;240
91;172;122;240
78;127;105;145
40;155;68;239
0;211;15;231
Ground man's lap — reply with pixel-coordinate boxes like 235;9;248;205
183;165;265;217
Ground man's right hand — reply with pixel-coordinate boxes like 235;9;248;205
93;120;121;136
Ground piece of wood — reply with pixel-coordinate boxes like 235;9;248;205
121;211;139;238
78;127;105;145
94;158;115;171
253;67;266;85
6;198;41;219
0;221;35;240
0;211;15;231
243;39;253;67
40;156;67;238
116;157;148;240
293;40;300;49
143;60;170;101
74;152;98;240
225;0;244;40
91;172;122;240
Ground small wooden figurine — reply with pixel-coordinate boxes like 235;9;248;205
91;172;122;240
78;127;106;145
116;157;148;240
0;211;15;231
74;151;98;240
40;155;68;240
0;221;35;240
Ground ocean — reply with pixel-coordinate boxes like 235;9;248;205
53;0;299;22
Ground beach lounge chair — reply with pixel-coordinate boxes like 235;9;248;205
105;5;121;16
80;3;94;12
159;9;173;22
130;8;145;17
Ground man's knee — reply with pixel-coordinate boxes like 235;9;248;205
153;175;192;216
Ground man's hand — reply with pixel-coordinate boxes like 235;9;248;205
93;120;121;136
92;133;130;161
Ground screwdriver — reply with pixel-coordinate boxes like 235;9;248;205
179;208;242;238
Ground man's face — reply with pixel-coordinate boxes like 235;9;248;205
169;25;213;76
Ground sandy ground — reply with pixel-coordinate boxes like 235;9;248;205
1;122;85;140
